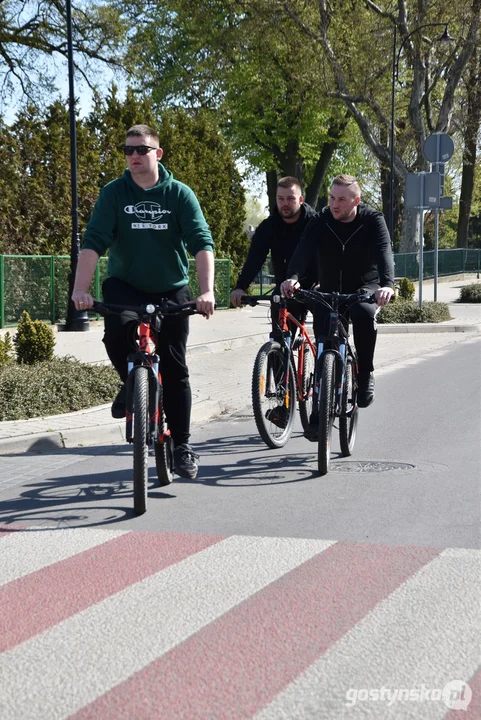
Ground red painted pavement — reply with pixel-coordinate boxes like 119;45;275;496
72;542;441;720
0;531;223;652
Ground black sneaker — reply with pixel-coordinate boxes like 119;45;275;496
265;405;289;429
111;384;126;419
357;372;375;408
304;412;319;441
173;443;199;480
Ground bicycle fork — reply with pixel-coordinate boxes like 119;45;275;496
313;343;347;417
125;358;161;444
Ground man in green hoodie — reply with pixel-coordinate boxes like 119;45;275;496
72;124;215;480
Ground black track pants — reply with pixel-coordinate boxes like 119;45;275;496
102;277;192;446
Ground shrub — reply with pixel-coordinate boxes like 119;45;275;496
378;301;451;324
459;283;481;303
0;356;119;420
0;332;15;366
397;277;415;301
13;311;56;364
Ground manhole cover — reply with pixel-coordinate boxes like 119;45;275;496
330;460;419;473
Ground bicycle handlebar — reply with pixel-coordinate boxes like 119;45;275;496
91;300;208;318
293;288;376;305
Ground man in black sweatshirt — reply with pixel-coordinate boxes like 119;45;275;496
281;174;394;411
230;176;316;338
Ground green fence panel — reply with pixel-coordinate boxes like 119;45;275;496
3;255;51;326
1;249;479;328
393;253;406;278
1;255;230;327
438;248;464;276
464;249;481;274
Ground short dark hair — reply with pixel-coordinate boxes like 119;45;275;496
277;176;303;194
331;174;361;196
126;124;159;144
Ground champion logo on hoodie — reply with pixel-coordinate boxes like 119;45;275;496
124;202;172;226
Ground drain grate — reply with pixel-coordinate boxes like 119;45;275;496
330;460;419;473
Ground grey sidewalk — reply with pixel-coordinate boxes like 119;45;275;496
0;277;479;453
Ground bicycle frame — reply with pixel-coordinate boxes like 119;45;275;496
125;317;165;446
296;289;373;417
274;296;317;405
314;296;351;417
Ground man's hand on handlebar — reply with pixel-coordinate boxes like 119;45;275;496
196;290;215;317
375;286;394;306
72;290;94;311
230;288;246;308
280;278;300;299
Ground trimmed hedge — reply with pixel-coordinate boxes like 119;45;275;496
378;300;451;324
459;283;481;303
0;357;119;421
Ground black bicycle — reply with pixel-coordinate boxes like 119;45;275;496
92;299;205;515
294;288;376;475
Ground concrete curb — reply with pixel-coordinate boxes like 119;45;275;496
377;323;480;334
0;399;229;454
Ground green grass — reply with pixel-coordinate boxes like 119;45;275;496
250;284;276;296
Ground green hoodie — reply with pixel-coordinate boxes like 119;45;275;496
83;163;214;293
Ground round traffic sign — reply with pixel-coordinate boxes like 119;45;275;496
423;133;454;163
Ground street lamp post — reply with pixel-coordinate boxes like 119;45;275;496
64;0;89;331
388;23;451;244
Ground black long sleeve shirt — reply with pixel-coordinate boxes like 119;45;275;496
235;203;317;290
287;204;394;292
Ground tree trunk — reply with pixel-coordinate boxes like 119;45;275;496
266;170;278;213
456;49;481;248
305;116;349;208
399;207;420;254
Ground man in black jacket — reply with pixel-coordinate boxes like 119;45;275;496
281;174;394;411
230;176;316;338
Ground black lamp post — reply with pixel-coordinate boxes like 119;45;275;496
389;23;452;243
64;0;89;331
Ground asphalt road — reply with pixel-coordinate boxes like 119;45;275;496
1;335;480;719
1;334;479;546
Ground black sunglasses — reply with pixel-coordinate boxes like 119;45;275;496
122;145;158;156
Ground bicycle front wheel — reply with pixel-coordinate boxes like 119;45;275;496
317;351;336;476
252;341;296;448
298;340;316;432
154;386;174;486
339;353;359;456
133;366;149;515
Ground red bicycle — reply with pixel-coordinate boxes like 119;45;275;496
92;299;205;515
241;294;317;448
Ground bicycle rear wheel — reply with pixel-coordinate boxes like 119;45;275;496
298;340;316;432
252;341;296;448
154;386;174;486
133;366;149;515
317;351;336;476
339;353;359;456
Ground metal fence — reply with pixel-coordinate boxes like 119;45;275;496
0;255;230;328
1;248;479;328
254;248;480;291
394;248;481;280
